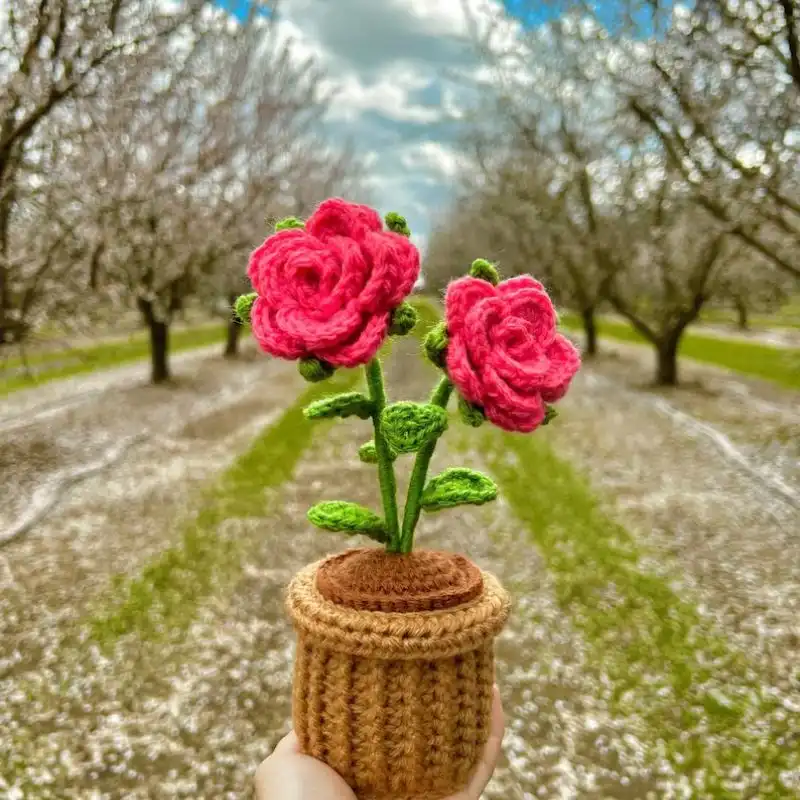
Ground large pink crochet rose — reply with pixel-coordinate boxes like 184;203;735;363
445;275;580;433
247;198;420;368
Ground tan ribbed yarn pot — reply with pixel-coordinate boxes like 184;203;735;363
285;547;510;800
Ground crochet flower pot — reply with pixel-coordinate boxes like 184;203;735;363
238;199;580;798
286;548;510;800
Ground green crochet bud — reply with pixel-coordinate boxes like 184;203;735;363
389;302;418;336
275;216;305;232
424;321;448;368
384;212;410;237
358;440;397;463
458;395;485;428
542;405;558;426
233;292;257;324
469;258;499;286
298;357;335;383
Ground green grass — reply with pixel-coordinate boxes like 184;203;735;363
0;323;225;397
561;313;800;389
701;299;800;330
469;425;797;795
90;368;361;645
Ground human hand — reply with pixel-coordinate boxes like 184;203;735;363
254;685;504;800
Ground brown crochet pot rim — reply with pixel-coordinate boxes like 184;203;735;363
316;547;483;612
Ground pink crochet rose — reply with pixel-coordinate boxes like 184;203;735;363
247;198;420;368
445;275;580;433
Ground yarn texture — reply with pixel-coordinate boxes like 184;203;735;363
445;275;581;433
286;551;510;800
248;198;420;368
304;392;374;421
421;468;497;512
380;401;448;454
307;502;387;542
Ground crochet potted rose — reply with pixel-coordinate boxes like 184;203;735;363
236;198;580;800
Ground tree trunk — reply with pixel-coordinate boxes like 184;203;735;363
655;333;680;387
581;307;598;357
138;298;171;384
148;318;171;383
0;171;11;346
734;299;749;331
224;317;241;358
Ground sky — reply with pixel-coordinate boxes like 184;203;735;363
214;0;630;253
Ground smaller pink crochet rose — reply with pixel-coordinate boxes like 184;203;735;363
247;198;420;368
445;275;580;433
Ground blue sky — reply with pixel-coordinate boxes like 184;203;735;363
214;1;653;253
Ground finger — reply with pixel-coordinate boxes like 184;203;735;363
463;685;505;799
272;730;300;756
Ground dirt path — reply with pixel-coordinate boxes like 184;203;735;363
551;356;799;713
0;344;304;660
2;336;796;798
588;340;800;489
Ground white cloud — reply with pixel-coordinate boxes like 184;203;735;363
267;0;523;244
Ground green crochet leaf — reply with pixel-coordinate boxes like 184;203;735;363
298;357;335;383
275;216;305;231
388;302;418;336
423;321;448;368
421;468;498;512
233;293;257;325
458;395;485;428
381;402;448;454
542;405;558;426
304;392;374;421
307;501;387;542
358;440;397;463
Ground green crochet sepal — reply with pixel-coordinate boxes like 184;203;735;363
359;440;398;463
542;405;558;426
275;216;305;232
234;293;257;325
307;501;388;543
384;211;411;237
381;402;448;454
389;302;418;336
298;357;335;383
458;395;485;428
421;468;498;513
304;392;374;421
469;258;500;286
423;321;448;368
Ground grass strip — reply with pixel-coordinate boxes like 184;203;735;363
560;312;800;390
0;323;225;396
90;368;360;645
473;425;797;796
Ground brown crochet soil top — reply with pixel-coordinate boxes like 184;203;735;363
315;547;484;612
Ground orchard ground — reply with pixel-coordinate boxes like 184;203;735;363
0;309;798;799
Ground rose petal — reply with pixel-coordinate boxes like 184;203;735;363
507;288;558;347
539;334;581;400
250;296;304;360
306;198;383;243
358;232;421;312
277;303;363;351
247;229;311;298
497;274;545;295
481;365;546;433
445;277;497;336
446;334;484;406
317;312;389;367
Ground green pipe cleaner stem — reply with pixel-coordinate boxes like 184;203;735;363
364;358;402;550
398;376;454;553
